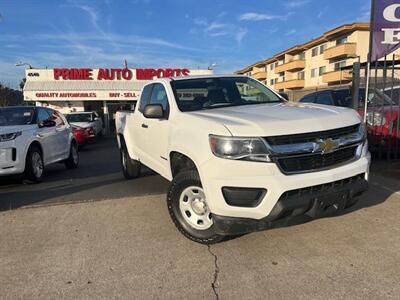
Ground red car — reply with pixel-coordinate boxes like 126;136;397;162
299;88;400;153
71;125;95;149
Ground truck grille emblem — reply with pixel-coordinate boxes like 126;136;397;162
315;138;340;154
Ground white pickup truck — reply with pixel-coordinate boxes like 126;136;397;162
116;75;370;244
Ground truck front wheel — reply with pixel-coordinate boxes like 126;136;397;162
120;144;141;179
167;170;224;244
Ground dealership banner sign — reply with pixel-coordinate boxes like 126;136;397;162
371;0;400;61
52;68;190;81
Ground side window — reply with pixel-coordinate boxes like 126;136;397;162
316;91;334;106
48;110;64;126
333;90;352;107
150;83;169;112
37;108;50;123
300;93;316;103
139;84;153;112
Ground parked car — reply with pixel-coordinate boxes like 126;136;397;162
66;111;103;137
0;106;79;182
299;88;400;151
116;75;370;244
71;125;95;149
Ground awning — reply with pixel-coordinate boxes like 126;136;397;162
23;80;146;91
23;80;145;101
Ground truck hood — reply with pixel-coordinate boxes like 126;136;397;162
189;102;361;136
0;125;36;134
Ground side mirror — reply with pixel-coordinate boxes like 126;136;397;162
143;104;165;119
279;92;289;100
39;120;56;128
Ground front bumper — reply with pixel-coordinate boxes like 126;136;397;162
0;140;25;176
212;173;368;235
199;151;371;221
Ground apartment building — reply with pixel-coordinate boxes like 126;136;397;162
237;23;378;94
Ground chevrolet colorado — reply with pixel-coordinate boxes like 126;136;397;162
116;75;370;244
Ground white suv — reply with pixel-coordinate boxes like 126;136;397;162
0;106;79;182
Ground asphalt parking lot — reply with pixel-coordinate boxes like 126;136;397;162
0;138;170;210
1;138;400;299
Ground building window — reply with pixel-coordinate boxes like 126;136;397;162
334;60;347;71
275;62;279;68
319;66;326;76
298;71;305;80
298;52;306;60
270;79;274;85
320;44;327;54
270;64;275;71
336;36;348;45
311;68;318;78
312;47;319;57
279;72;285;77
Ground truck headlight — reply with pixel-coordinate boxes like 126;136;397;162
366;112;386;126
209;135;271;162
0;131;22;142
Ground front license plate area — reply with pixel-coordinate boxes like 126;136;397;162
306;191;349;218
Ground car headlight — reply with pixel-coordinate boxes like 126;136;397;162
0;131;22;142
209;135;271;162
366;112;386;126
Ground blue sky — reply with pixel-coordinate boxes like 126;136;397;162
0;0;370;88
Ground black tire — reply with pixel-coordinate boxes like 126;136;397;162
120;143;141;179
24;145;44;183
65;142;79;169
167;170;224;244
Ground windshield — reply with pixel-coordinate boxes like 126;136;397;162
66;113;92;123
0;107;35;126
171;77;284;112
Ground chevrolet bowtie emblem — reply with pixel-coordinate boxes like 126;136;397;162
315;138;339;154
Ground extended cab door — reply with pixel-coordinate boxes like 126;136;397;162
135;83;171;177
126;84;153;160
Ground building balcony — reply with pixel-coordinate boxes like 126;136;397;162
275;60;306;73
323;43;357;60
252;71;268;80
275;79;305;90
322;70;352;84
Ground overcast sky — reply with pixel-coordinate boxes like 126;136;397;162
0;0;370;88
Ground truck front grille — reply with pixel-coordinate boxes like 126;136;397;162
264;124;363;175
276;146;358;174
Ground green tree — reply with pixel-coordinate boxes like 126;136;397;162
0;83;23;107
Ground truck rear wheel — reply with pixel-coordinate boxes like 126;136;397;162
167;170;224;244
120;144;141;179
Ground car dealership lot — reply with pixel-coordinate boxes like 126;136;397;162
1;138;400;299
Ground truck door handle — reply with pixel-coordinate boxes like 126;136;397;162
141;123;148;128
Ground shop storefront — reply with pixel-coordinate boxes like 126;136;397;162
23;67;213;133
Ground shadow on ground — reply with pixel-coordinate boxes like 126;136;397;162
0;137;169;210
